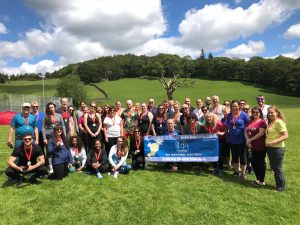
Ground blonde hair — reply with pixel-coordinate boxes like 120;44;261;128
267;106;285;124
204;112;218;128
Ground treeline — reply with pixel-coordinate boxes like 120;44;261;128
2;53;300;95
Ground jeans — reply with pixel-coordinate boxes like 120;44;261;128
112;154;132;174
267;147;286;190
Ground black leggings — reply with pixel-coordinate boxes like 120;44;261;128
251;150;266;182
230;143;247;165
104;137;118;156
52;163;69;180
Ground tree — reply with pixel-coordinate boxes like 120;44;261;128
56;75;86;108
159;73;194;100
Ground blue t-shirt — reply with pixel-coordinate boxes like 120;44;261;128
227;111;249;144
31;111;45;132
11;113;37;139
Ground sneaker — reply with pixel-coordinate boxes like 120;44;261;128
240;173;247;180
48;166;54;174
113;171;119;178
96;172;103;179
16;177;25;188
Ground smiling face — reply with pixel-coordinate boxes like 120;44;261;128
231;102;239;113
49;104;56;114
94;140;101;150
72;137;78;147
23;134;33;147
267;108;277;122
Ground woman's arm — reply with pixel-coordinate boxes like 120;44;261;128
266;131;288;147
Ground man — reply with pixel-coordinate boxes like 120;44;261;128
180;103;190;134
147;98;157;116
5;133;48;187
205;96;212;108
164;119;179;171
256;95;270;121
193;98;204;121
56;97;70;136
180;97;195;113
163;100;174;119
115;100;125;116
238;99;247;111
121;100;139;153
31;100;45;152
7;103;38;148
210;95;224;119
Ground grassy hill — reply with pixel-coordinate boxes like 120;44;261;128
0;78;300;225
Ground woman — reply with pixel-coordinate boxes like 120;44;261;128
68;105;78;137
221;106;231;168
132;128;145;170
152;104;168;136
245;107;267;186
96;105;103;115
86;140;108;179
199;106;209;124
84;102;102;153
78;106;89;152
42;102;66;173
108;136;132;178
199;113;225;175
47;125;73;180
69;136;87;172
138;103;153;136
134;102;141;114
103;106;123;155
227;100;250;179
266;106;288;192
182;113;202;135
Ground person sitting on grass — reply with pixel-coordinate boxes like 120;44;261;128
47;125;73;180
69;136;87;172
5;133;48;188
131;127;145;170
86;140;108;179
108;136;132;178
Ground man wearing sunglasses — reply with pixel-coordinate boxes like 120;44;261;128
256;95;270;122
5;133;48;188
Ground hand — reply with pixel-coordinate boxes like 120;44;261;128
68;164;72;168
35;140;39;145
135;150;140;154
266;140;276;147
113;166;118;171
246;139;252;146
7;141;12;147
77;167;83;172
43;139;48;144
27;165;34;171
18;166;24;172
105;137;108;143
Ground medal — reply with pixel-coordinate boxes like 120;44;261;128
160;124;162;128
27;161;31;166
232;126;236;129
64;119;68;123
24;145;33;166
93;123;96;127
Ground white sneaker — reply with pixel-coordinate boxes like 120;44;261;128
113;171;119;178
96;172;103;179
49;166;54;174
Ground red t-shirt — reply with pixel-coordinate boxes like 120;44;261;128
246;119;267;151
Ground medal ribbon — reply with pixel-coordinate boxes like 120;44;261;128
232;112;240;127
95;149;101;161
24;144;33;162
135;140;140;150
23;116;29;127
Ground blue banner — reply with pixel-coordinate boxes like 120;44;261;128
144;134;219;162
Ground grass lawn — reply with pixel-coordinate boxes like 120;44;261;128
0;78;300;225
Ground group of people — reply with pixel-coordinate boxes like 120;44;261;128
5;95;288;192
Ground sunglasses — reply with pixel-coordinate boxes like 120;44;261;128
23;138;32;141
31;106;39;108
252;111;259;114
182;107;188;109
158;108;164;110
244;108;250;111
257;98;264;101
56;128;62;131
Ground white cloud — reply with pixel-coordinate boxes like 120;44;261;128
282;47;300;58
0;22;7;34
283;22;300;39
223;40;265;58
175;0;296;51
0;59;60;75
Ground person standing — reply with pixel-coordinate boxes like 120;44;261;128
68;105;78;137
5;133;48;187
31;100;45;152
84;102;102;153
56;97;71;137
152;104;168;136
138;103;153;136
256;95;271;122
147;98;157;116
210;95;224;119
193;98;204;121
265;106;288;192
7;103;38;148
227;100;250;179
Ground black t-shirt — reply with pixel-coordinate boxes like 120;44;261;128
11;144;44;166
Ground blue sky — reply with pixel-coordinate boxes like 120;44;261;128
0;0;299;74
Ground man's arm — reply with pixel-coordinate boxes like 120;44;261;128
7;126;15;147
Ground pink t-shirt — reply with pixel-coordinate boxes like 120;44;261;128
246;119;267;151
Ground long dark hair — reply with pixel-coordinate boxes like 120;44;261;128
250;107;263;121
69;136;83;151
53;124;69;148
45;102;56;125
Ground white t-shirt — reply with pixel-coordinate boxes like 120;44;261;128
261;104;271;122
103;115;122;137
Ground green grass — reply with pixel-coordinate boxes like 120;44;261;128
0;78;300;225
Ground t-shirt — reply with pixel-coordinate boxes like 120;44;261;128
246;119;267;151
31;111;45;132
121;109;138;132
227;111;250;144
209;104;224;119
103;115;122;137
266;119;287;148
11;113;37;140
11;144;44;166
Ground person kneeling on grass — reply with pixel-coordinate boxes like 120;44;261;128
86;140;108;179
5;133;48;188
108;136;132;178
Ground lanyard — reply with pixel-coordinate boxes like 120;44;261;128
50;114;56;125
23;116;30;127
135;140;140;149
190;123;197;134
95;149;102;161
89;113;96;123
232;112;240;127
24;145;33;162
74;147;78;156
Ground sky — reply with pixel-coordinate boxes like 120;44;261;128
0;0;300;75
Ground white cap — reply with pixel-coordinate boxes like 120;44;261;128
21;102;31;107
